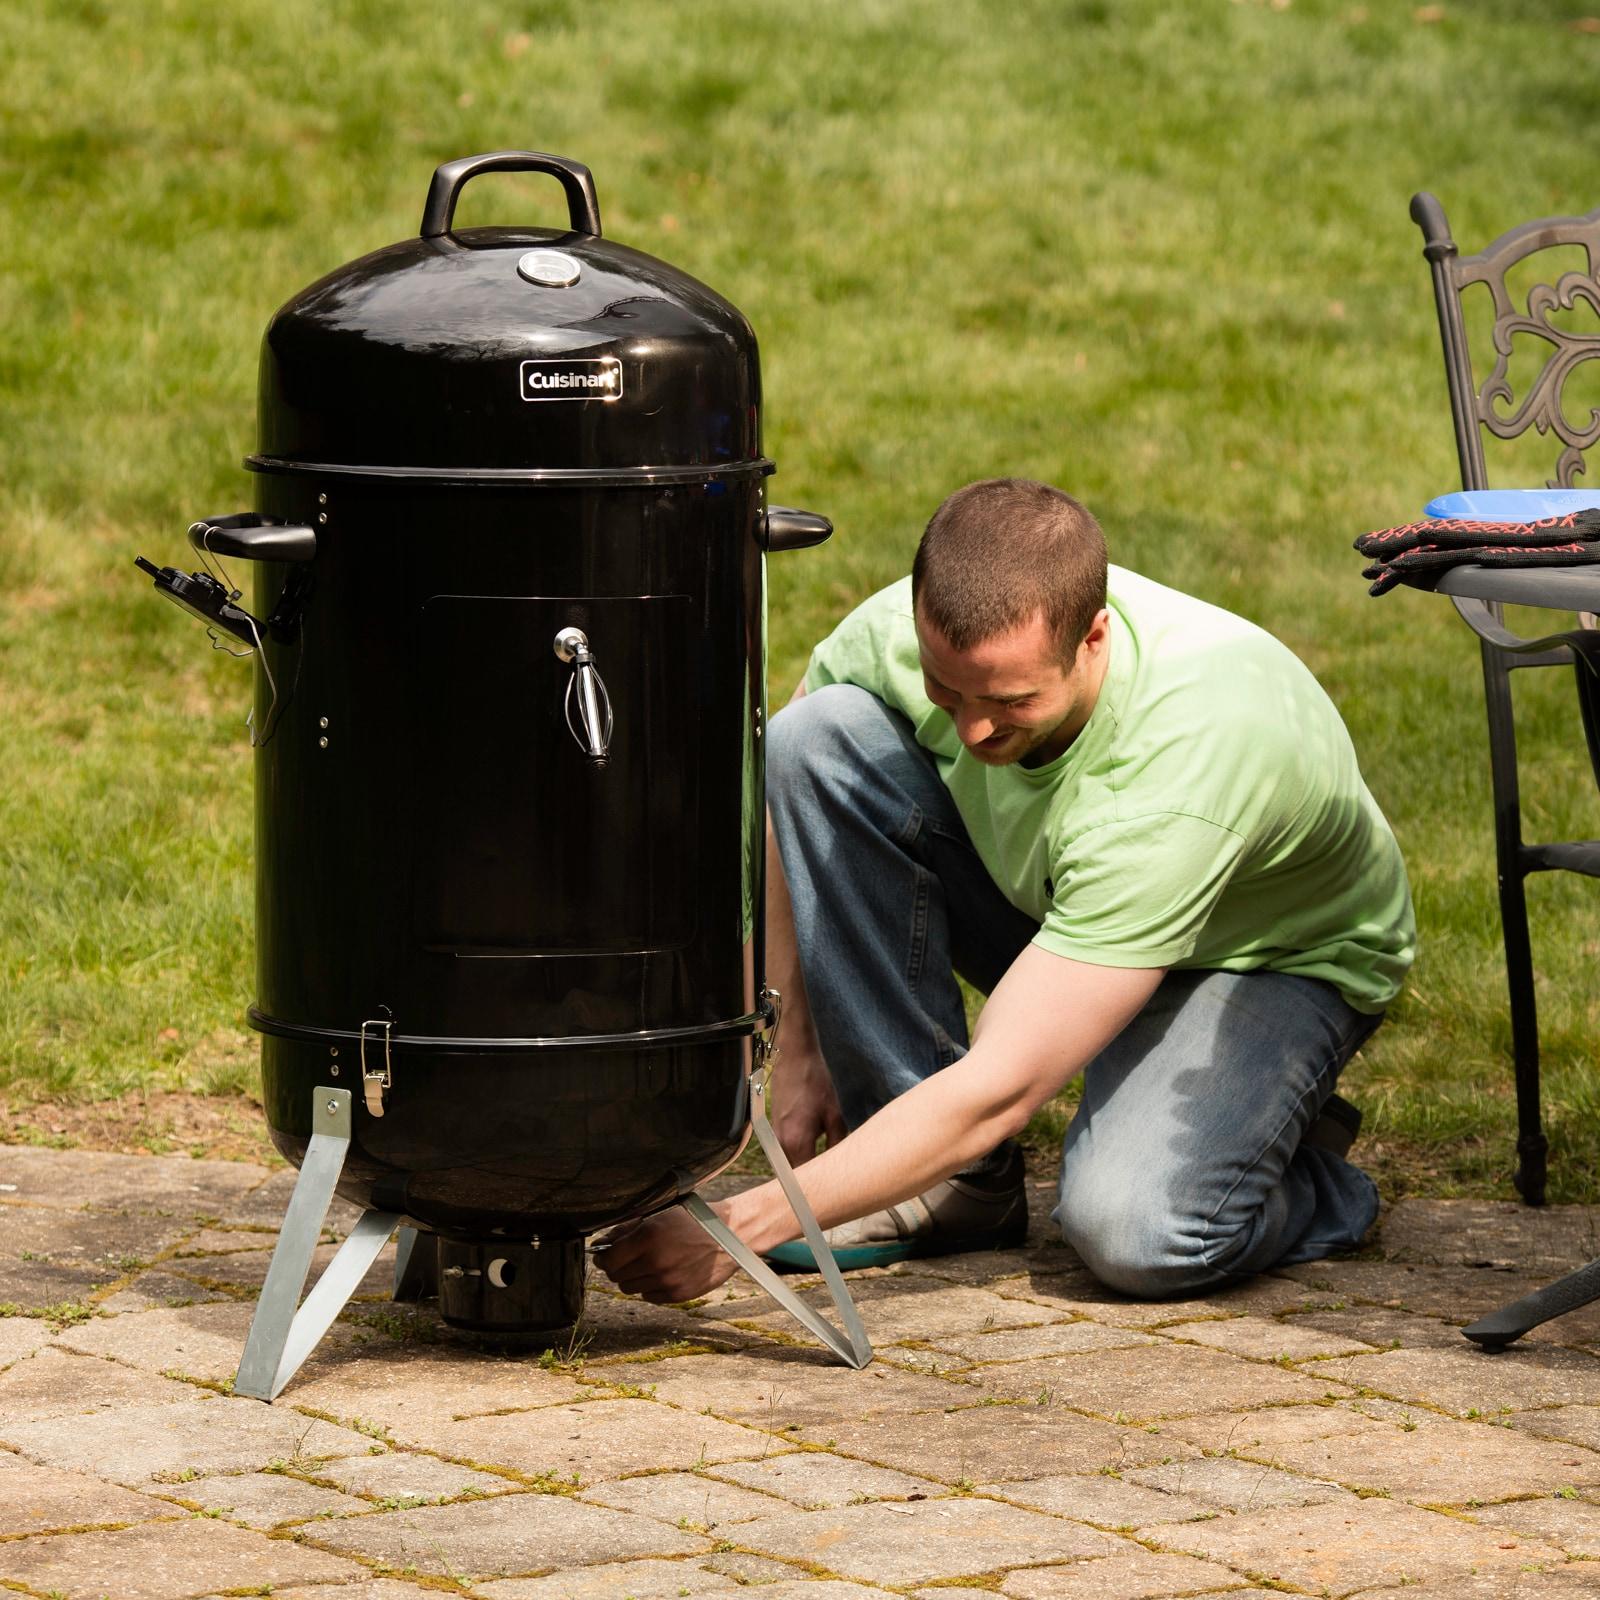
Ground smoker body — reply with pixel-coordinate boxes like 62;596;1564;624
202;153;808;1272
249;473;765;1239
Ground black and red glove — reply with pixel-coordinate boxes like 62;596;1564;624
1361;539;1600;595
1355;510;1600;595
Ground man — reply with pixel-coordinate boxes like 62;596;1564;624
600;478;1415;1305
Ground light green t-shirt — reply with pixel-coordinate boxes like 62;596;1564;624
803;569;1415;1013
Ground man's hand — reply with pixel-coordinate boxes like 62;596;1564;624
769;1049;848;1168
593;1204;740;1304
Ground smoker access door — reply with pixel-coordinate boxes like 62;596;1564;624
413;592;696;956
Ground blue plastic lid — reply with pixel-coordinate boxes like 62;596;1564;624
1425;488;1600;520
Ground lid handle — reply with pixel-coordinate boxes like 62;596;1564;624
420;151;602;240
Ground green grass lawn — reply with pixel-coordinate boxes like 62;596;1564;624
4;0;1599;1199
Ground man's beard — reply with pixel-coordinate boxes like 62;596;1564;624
966;717;1067;768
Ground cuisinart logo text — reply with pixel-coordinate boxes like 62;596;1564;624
519;357;624;402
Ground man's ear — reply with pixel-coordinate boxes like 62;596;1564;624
1080;608;1112;657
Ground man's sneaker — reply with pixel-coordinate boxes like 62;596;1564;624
764;1144;1028;1271
1303;1092;1362;1159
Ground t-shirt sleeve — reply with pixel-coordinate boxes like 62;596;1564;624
802;578;929;721
803;625;863;694
1032;812;1249;967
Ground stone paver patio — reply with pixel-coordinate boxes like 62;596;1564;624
3;1144;1600;1597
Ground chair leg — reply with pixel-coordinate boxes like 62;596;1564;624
1576;648;1600;792
1462;1256;1600;1351
1498;869;1548;1206
1481;640;1548;1206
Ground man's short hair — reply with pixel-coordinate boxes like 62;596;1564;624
912;478;1108;658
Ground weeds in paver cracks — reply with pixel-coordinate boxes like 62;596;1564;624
167;1270;266;1301
262;1421;328;1477
596;1343;726;1377
365;1562;473;1597
447;1395;594;1423
721;1549;841;1584
161;1367;235;1396
352;1306;440;1345
22;1299;97;1330
535;1321;595;1372
385;1528;474;1590
288;1404;393;1446
4;1517;148;1541
505;1464;585;1495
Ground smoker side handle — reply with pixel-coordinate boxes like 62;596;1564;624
189;514;316;564
765;506;833;552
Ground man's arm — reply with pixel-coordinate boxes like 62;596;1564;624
597;945;1166;1302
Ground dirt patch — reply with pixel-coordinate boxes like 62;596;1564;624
0;1091;283;1165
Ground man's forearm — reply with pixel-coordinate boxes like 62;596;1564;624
729;1046;1036;1253
727;949;1167;1256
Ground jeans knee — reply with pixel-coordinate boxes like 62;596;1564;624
1055;1164;1220;1300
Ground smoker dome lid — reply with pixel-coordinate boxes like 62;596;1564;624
251;152;769;482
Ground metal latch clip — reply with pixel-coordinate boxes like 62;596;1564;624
359;1014;393;1117
752;984;782;1094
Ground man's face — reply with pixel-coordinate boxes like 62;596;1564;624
915;605;1108;768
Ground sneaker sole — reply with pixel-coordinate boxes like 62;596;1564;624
763;1221;1027;1274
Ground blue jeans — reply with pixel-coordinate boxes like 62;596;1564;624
768;684;1382;1298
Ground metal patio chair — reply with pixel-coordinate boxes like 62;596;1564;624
1410;191;1600;1209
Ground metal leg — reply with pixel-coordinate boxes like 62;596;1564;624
682;1072;871;1370
235;1088;402;1401
393;1225;439;1302
1464;1257;1600;1352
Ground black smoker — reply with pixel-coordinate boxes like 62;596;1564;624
138;153;868;1394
